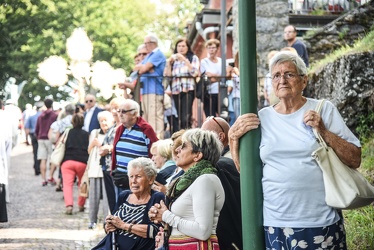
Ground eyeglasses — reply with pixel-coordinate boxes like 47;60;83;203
138;53;147;56
271;73;304;82
85;100;94;103
207;46;217;50
207;116;224;133
117;109;135;114
144;41;154;45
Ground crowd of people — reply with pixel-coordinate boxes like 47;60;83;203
1;28;363;250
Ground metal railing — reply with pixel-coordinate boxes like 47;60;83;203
131;75;235;137
288;0;367;14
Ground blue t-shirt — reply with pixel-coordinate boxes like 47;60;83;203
24;111;41;133
140;48;166;95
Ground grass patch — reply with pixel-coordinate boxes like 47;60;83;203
344;205;374;250
344;128;374;250
308;28;374;74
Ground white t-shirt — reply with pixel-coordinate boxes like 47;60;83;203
200;57;222;94
162;174;225;240
259;98;361;228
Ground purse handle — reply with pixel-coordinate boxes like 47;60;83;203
312;99;328;149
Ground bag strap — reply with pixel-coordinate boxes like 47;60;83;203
312;100;328;149
61;128;71;144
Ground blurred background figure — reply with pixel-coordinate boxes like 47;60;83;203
60;114;89;215
22;103;36;145
86;111;114;229
24;101;44;176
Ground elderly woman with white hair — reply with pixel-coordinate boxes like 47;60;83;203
149;128;225;249
86;110;115;229
93;157;165;250
229;51;361;249
151;139;177;192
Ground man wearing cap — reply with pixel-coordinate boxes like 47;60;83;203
25;102;44;175
35;98;58;186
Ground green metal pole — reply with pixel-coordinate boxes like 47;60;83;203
238;0;265;249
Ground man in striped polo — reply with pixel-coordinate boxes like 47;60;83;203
111;99;158;197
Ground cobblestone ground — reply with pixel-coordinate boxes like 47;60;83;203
0;142;106;249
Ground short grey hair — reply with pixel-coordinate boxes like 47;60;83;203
119;99;140;116
145;34;158;44
127;157;157;180
269;51;307;75
97;110;114;123
64;103;75;115
182;128;223;165
137;44;146;52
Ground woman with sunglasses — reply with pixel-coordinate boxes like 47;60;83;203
111;99;158;198
163;38;200;131
149;128;225;249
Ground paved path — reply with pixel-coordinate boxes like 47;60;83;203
0;142;106;249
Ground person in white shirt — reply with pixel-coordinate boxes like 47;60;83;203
229;51;361;250
149;128;225;249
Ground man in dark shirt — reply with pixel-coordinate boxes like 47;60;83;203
284;25;309;67
35;98;57;186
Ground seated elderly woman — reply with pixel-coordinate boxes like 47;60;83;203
149;128;225;249
93;157;165;250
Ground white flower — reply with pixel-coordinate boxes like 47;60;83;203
313;235;325;244
283;227;294;238
298;240;308;248
321;236;334;248
269;227;275;234
291;239;297;247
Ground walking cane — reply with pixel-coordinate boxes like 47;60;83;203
111;231;117;250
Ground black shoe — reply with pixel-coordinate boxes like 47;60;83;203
55;185;63;192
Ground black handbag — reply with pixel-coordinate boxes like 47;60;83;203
196;72;210;99
112;169;129;188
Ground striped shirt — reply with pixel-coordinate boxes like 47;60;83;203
115;125;150;172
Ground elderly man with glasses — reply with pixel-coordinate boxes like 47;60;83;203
83;94;103;133
200;116;243;250
111;99;158;197
133;34;166;139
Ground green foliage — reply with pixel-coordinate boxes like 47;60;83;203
344;123;374;250
356;111;374;144
344;202;374;249
1;0;202;107
310;9;327;16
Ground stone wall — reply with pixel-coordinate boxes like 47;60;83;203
306;52;374;132
305;0;374;63
305;1;374;133
232;0;288;80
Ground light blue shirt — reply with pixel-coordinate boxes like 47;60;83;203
259;98;360;228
